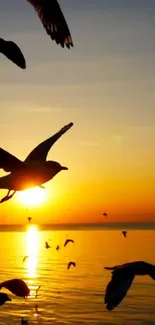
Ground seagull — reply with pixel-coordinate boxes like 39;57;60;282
0;292;11;306
26;0;73;49
27;217;32;223
0;38;26;69
23;256;29;262
64;239;74;247
104;261;155;310
103;212;107;217
35;286;41;298
67;261;76;270
0;122;73;203
56;245;60;251
45;241;51;249
122;230;127;238
0;279;30;298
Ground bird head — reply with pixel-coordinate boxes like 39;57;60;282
46;161;68;176
0;292;11;305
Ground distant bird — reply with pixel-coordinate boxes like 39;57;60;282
64;239;74;247
0;122;73;203
67;261;76;270
45;241;51;249
26;0;73;49
104;261;155;310
27;217;32;223
0;279;30;297
103;212;107;217
23;256;29;262
122;230;127;238
35;286;41;298
0;38;26;69
21;318;28;325
34;304;38;315
0;292;11;306
56;245;60;251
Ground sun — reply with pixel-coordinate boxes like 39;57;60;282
17;187;46;207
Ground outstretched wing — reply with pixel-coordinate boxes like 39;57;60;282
25;122;73;164
104;268;134;310
0;38;26;69
26;0;73;48
0;148;25;172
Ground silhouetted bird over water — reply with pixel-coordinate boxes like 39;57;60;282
103;212;107;217
56;245;60;251
45;241;51;249
0;293;11;306
0;122;73;203
27;217;32;223
67;262;76;270
23;256;29;262
122;230;127;238
64;239;74;247
0;38;26;68
104;261;155;310
26;0;73;48
0;279;30;298
21;318;28;325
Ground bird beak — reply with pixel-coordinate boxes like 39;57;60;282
7;297;12;301
61;166;68;170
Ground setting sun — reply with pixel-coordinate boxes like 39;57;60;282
17;187;46;207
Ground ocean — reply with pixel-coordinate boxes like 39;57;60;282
0;224;155;325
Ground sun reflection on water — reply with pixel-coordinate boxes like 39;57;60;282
25;225;39;279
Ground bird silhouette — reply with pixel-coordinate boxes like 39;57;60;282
67;261;76;270
64;239;74;247
26;0;73;48
23;256;29;262
0;38;26;68
104;261;155;310
122;230;127;238
21;318;28;325
45;241;51;249
27;217;32;223
35;286;41;298
0;279;30;297
0;122;73;203
103;212;107;217
56;245;60;251
0;292;11;306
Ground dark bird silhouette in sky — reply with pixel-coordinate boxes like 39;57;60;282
45;241;51;249
0;38;26;69
0;292;11;306
122;230;127;238
104;261;155;310
0;279;30;298
64;239;74;247
56;245;60;251
67;261;76;270
0;122;73;203
23;256;29;262
103;212;107;217
26;0;73;48
27;217;32;223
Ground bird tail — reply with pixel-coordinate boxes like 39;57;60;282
104;265;118;271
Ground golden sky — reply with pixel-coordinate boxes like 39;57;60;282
0;1;155;224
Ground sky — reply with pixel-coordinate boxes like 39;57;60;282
0;0;155;224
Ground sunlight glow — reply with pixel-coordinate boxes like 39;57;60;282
17;187;46;206
25;225;39;279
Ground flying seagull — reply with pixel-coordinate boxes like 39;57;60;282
103;212;107;217
122;230;127;238
0;38;26;69
0;122;73;203
28;217;32;223
104;261;155;310
35;286;41;298
67;261;76;270
0;279;30;297
56;245;60;251
23;256;29;262
26;0;73;49
64;239;74;247
0;292;11;306
45;241;51;249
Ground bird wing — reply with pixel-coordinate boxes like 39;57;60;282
0;147;26;172
24;122;73;164
0;279;30;297
104;268;134;310
26;0;73;48
0;38;26;69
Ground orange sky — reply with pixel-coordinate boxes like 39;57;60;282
0;1;155;224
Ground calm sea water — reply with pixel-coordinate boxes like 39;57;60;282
0;225;155;325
